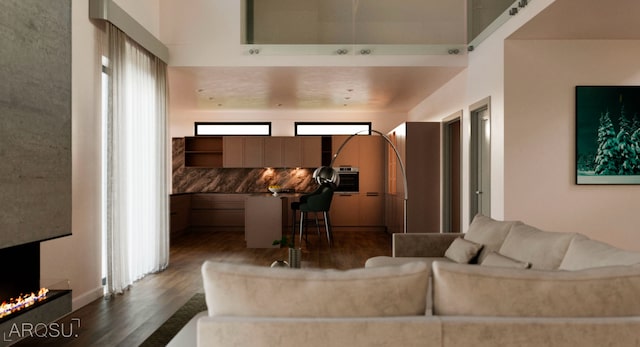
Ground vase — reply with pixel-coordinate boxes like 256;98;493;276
288;247;301;268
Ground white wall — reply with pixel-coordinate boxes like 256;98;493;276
504;39;640;251
40;0;165;311
407;0;556;230
40;0;104;310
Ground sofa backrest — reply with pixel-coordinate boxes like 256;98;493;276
201;260;429;318
432;261;640;317
465;215;596;270
559;237;640;270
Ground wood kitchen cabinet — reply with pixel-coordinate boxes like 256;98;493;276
243;137;264;167
223;136;321;168
330;193;360;227
170;194;191;237
189;194;246;229
329;135;384;230
223;137;244;167
357;136;384;193
331;135;359;167
359;193;384;226
264;137;284;167
282;137;302;167
184;136;223;168
385;122;440;233
301;137;322;167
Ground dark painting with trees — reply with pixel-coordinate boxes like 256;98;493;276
576;86;640;184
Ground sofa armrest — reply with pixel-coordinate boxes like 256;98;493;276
393;233;463;257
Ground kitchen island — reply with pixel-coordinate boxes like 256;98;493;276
244;194;289;248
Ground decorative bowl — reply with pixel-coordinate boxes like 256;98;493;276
268;185;282;196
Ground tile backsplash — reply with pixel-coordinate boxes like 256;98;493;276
172;138;318;194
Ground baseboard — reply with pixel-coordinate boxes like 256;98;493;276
71;286;104;311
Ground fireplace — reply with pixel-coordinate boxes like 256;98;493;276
0;243;72;346
0;243;40;305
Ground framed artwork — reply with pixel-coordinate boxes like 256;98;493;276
576;86;640;184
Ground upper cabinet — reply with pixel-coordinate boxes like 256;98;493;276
184;136;224;168
300;137;322;168
222;137;244;168
331;135;359;167
221;136;321;168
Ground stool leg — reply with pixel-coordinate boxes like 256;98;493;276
314;213;321;236
291;209;296;246
323;211;332;247
299;211;305;245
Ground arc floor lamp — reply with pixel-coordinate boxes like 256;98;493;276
313;129;409;233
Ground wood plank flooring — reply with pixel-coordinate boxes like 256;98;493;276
14;228;391;346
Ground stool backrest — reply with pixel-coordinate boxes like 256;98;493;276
300;183;335;212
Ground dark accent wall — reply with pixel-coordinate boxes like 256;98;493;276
0;0;72;249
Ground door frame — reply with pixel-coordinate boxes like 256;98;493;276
469;97;491;220
442;111;463;233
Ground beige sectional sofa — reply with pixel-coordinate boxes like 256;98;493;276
185;215;640;347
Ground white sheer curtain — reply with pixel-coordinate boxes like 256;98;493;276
106;23;169;294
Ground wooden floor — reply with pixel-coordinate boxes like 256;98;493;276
15;228;391;346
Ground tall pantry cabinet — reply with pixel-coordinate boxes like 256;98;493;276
386;122;440;234
330;135;385;230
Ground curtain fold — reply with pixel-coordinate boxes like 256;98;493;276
106;23;169;295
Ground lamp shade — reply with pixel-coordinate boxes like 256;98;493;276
313;166;340;186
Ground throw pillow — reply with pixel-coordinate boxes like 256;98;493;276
480;251;531;269
444;237;483;264
201;260;429;318
498;223;578;270
463;214;519;263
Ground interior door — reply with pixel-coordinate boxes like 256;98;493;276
470;102;491;219
443;117;461;233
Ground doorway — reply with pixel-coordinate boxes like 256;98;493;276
470;98;491;219
443;113;462;233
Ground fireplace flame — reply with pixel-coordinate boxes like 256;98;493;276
0;288;49;319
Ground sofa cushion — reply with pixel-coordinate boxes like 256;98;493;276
444;238;484;264
480;251;531;269
498;223;577;270
201;261;429;318
559;237;640;270
432;261;640;317
464;214;518;263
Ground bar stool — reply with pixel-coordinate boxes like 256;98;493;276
291;184;323;245
298;183;336;246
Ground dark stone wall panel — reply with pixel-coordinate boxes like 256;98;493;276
0;0;72;248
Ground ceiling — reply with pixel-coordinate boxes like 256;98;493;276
171;0;640;113
176;65;465;112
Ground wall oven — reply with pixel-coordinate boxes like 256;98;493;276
335;167;359;193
